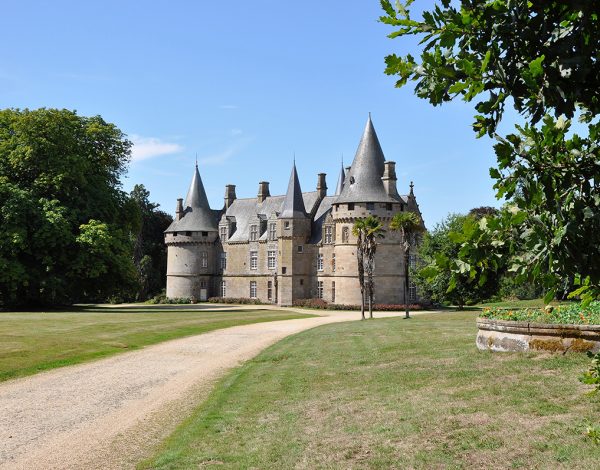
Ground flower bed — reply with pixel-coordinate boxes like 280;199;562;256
477;302;600;353
479;302;600;325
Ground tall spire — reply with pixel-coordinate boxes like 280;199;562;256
279;162;307;218
335;114;393;203
334;158;346;196
164;163;218;232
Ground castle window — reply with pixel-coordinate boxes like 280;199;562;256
250;225;258;241
409;254;417;269
386;203;393;211
173;232;178;236
324;226;333;244
201;251;208;268
250;251;258;270
297;245;303;253
200;280;207;288
317;281;324;299
220;252;227;270
366;203;374;210
250;281;257;299
269;222;277;240
332;281;336;303
332;253;336;272
282;267;287;274
185;231;192;236
268;250;277;269
348;203;354;210
284;221;290;229
300;279;304;286
220;226;227;241
220;281;226;297
267;281;273;301
317;253;324;271
202;231;208;237
409;282;417;302
342;227;349;243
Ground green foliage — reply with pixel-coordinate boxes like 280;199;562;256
130;184;173;300
580;351;600;394
381;2;600;305
480;302;600;325
416;213;502;308
381;1;600;136
0;108;137;307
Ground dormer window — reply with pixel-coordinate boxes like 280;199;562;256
348;203;354;210
324;226;333;244
284;221;290;229
366;203;374;210
201;231;208;237
250;224;258;241
269;222;277;240
220;226;228;241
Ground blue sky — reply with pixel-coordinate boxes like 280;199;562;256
1;1;505;227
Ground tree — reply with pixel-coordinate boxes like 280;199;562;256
416;213;504;309
130;184;173;300
353;216;385;319
0;108;138;307
390;211;424;318
380;1;600;304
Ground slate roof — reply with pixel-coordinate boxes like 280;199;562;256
334;162;345;196
279;163;308;219
165;165;219;233
226;191;321;242
335;115;398;204
310;196;336;244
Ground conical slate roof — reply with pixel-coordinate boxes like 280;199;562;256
335;115;396;204
334;161;345;196
165;164;218;232
279;162;308;218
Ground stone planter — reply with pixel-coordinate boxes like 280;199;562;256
476;318;600;353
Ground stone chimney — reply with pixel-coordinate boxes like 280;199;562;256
224;184;236;209
316;173;327;198
175;198;184;221
382;161;399;198
257;181;270;203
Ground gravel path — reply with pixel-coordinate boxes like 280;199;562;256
0;308;412;469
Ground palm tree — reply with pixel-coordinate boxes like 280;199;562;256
390;211;424;319
353;215;385;319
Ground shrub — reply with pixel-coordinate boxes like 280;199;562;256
147;292;193;304
292;299;425;311
207;297;266;305
580;351;600;394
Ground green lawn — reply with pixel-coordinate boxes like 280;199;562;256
143;311;600;469
0;307;312;382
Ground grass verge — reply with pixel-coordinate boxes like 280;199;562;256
0;307;313;382
142;311;600;469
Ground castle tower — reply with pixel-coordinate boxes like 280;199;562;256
164;164;218;300
277;162;311;306
331;114;409;304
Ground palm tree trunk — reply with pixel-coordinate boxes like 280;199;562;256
404;249;410;319
361;288;365;320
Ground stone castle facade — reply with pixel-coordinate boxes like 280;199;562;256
164;116;424;306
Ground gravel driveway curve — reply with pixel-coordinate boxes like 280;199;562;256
0;308;409;469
